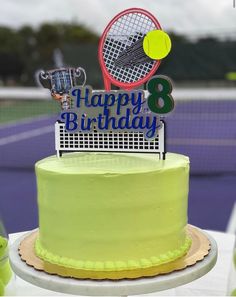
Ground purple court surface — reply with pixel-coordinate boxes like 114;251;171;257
0;100;236;234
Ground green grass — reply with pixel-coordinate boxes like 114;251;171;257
0;99;60;124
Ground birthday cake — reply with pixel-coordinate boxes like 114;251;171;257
30;8;194;280
34;152;191;278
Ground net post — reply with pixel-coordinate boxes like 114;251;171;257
55;122;60;158
158;120;165;160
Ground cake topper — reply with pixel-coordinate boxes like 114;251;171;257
115;30;171;68
39;67;86;110
98;8;171;91
39;8;174;160
61;75;173;139
55;72;174;159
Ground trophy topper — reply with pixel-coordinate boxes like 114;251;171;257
39;67;86;110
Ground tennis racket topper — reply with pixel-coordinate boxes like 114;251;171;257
98;8;171;90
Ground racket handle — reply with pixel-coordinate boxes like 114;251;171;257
104;76;111;91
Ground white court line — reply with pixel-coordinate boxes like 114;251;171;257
226;202;236;234
0;125;54;146
171;113;236;120
167;138;236;146
1;128;236;147
0;111;234;130
0;87;49;100
0;87;236;100
0;115;55;130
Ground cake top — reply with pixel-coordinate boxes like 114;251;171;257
36;152;189;175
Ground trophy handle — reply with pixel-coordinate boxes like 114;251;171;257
38;70;51;89
75;67;87;86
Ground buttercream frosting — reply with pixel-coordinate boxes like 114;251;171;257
35;152;191;272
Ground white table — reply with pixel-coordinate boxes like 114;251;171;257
5;230;236;296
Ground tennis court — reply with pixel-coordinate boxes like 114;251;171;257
0;89;236;233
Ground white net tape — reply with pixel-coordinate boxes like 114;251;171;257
103;12;158;83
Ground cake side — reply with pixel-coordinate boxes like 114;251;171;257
35;152;191;271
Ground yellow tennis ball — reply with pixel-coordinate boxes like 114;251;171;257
143;30;172;60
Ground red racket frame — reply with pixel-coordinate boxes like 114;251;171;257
98;8;162;91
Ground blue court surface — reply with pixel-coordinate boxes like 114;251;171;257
0;99;236;234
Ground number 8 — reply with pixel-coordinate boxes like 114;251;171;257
147;75;174;114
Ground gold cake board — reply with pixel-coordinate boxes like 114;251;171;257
18;225;211;280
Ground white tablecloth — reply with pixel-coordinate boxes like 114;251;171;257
5;229;236;296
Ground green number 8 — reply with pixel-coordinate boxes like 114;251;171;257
147;75;174;114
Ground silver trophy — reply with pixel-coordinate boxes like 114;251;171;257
39;67;86;110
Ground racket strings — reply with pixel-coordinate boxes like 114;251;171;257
114;36;153;67
103;12;157;83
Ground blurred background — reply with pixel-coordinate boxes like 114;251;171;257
0;0;236;234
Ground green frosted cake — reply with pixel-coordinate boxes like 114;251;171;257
34;152;191;279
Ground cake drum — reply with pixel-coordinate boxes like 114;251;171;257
9;225;217;296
